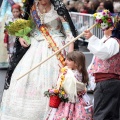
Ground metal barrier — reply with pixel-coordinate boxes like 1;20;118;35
70;12;104;39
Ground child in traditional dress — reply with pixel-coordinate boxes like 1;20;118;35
4;3;22;59
46;51;93;120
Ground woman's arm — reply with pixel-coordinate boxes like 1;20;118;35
60;17;74;52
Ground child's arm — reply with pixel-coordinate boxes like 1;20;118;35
76;81;86;92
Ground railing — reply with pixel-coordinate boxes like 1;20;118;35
70;12;104;39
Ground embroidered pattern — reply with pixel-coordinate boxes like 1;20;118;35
31;4;65;66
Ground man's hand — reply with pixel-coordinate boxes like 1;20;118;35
84;30;93;40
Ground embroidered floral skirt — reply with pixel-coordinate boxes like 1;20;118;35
46;98;93;120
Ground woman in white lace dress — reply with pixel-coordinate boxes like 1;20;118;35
0;0;74;120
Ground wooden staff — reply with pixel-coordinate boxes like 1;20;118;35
17;23;97;80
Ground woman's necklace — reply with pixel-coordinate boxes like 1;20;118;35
36;4;47;24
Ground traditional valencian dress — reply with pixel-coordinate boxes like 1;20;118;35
0;2;74;120
46;67;93;120
0;0;22;68
4;16;19;57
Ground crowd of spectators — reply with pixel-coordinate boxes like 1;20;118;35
62;0;120;14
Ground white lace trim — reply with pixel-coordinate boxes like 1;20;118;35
35;2;59;24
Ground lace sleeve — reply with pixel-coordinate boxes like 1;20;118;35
60;17;74;42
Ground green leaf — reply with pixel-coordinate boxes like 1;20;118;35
15;27;32;45
23;36;31;45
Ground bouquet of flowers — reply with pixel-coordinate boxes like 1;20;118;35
5;18;34;45
93;9;114;30
44;87;68;108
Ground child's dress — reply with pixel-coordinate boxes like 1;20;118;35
4;16;19;58
46;67;93;120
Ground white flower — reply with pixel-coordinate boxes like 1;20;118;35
96;12;103;19
101;22;108;30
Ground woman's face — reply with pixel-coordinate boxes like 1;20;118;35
39;0;51;6
99;2;104;9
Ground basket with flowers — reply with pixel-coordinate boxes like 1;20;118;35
93;9;114;30
44;67;69;108
44;87;68;108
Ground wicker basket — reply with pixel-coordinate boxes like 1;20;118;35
49;95;61;108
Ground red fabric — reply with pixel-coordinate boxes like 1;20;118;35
88;38;120;82
12;4;21;11
94;73;120;82
4;32;9;43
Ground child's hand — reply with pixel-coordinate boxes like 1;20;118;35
19;38;29;48
4;43;7;48
84;30;93;39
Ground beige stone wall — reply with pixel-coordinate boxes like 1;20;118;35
0;15;8;65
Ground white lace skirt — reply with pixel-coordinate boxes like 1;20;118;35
0;35;66;120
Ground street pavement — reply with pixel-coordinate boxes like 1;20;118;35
0;69;6;103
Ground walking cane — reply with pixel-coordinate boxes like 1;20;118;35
17;23;97;80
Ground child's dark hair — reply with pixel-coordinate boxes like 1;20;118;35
66;51;88;83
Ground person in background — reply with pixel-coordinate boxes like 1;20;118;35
4;4;22;60
104;0;114;13
0;0;23;68
96;1;105;12
87;0;96;14
84;10;120;120
4;0;34;90
68;0;78;12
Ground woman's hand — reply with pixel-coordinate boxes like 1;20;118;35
84;30;93;40
19;38;29;48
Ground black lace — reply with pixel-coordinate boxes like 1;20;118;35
4;38;29;89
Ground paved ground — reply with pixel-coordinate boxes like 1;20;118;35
0;69;6;103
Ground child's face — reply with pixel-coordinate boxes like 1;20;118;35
12;8;21;18
104;26;114;36
65;59;77;70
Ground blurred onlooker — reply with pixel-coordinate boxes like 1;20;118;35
67;0;78;12
87;0;97;14
83;0;89;8
114;1;120;12
96;2;105;12
74;0;82;12
79;4;89;13
92;0;100;13
104;0;114;13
